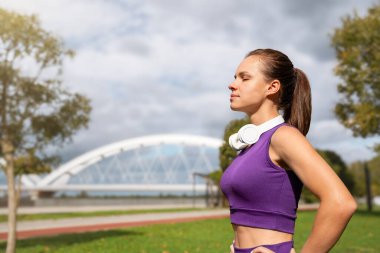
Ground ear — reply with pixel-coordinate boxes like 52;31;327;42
266;79;281;96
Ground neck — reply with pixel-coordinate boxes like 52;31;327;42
247;110;281;126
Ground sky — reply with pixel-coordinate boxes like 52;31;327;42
1;0;379;165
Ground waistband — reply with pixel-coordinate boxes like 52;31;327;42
233;240;294;253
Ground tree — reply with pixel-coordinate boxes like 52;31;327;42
348;161;366;197
0;8;91;253
331;4;380;138
331;3;380;211
368;154;380;195
348;154;380;197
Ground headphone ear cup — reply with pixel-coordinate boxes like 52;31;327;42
229;133;249;151
238;124;260;144
229;133;239;148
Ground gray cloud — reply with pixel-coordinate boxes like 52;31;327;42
1;0;379;165
277;0;377;61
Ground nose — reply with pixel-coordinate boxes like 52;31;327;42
228;81;237;91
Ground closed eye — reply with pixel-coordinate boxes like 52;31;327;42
234;71;252;80
240;73;252;81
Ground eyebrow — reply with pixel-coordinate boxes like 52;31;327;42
234;71;252;79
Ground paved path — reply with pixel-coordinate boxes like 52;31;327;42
0;208;229;240
0;203;205;215
0;203;319;240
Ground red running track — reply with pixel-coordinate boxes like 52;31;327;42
0;214;229;240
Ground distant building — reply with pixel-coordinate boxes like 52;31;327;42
0;134;223;198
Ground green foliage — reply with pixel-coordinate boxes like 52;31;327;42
348;154;380;197
331;4;380;140
219;116;250;172
300;188;318;204
208;169;225;206
0;8;91;174
348;161;366;197
368;155;380;195
374;143;380;154
208;169;222;184
13;149;56;175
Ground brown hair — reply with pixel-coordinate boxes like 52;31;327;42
246;49;312;136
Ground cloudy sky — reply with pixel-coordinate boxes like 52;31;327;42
1;0;379;165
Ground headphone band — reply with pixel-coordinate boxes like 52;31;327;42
229;115;285;151
255;115;285;133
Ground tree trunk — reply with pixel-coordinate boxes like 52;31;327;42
16;175;22;209
364;162;372;212
3;139;17;253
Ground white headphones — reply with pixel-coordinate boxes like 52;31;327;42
229;115;285;151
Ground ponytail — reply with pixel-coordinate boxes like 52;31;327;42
284;68;311;136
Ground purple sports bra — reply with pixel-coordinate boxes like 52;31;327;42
220;122;303;234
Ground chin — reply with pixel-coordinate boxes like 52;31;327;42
230;106;241;112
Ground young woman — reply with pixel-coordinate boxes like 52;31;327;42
220;49;357;253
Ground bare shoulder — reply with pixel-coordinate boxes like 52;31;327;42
270;124;315;162
271;125;308;147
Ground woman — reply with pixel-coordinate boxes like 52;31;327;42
220;49;357;253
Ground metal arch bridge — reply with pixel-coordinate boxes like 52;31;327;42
2;134;224;193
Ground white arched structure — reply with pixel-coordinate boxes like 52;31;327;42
22;134;224;193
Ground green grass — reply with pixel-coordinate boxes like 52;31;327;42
293;209;380;253
332;209;380;253
0;208;379;252
0;207;214;222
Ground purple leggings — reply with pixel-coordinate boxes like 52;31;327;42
233;240;293;253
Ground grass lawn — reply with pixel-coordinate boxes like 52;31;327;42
0;208;379;252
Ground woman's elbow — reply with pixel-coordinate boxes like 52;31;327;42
321;192;357;216
346;197;358;214
335;196;357;217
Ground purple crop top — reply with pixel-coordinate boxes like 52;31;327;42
220;122;303;234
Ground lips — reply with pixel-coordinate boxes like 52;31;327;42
230;95;239;102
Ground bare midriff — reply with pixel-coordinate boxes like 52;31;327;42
232;224;293;248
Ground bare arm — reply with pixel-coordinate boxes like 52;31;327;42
271;126;357;253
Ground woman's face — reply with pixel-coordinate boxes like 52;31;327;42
228;55;270;114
